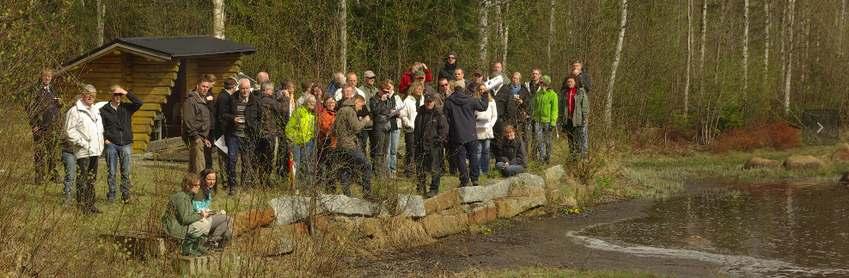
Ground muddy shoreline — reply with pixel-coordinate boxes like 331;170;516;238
353;196;724;277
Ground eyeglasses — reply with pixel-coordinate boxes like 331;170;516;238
448;57;456;59
440;83;450;87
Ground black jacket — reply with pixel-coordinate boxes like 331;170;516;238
224;93;262;139
413;106;449;152
369;96;395;132
27;83;62;131
438;62;457;81
100;91;143;145
443;92;488;145
216;89;235;136
494;84;530;136
494;138;526;167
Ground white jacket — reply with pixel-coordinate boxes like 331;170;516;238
475;98;498;140
400;95;423;133
64;100;107;158
391;93;405;130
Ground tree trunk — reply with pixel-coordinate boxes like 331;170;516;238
96;0;105;46
841;0;847;55
684;0;692;119
547;0;555;72
479;0;490;68
764;0;770;93
605;0;628;128
743;0;750;94
784;0;795;115
212;0;225;39
501;2;510;67
698;0;707;105
339;0;347;73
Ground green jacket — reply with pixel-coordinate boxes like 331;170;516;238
532;88;559;125
161;191;202;240
286;105;316;145
568;88;590;127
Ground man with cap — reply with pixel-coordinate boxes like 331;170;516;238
414;93;449;197
359;70;379;104
531;75;558;164
99;85;143;204
438;53;458;81
466;69;485;95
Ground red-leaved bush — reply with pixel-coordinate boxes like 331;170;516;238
709;122;801;153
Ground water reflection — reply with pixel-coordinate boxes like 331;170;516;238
583;184;849;269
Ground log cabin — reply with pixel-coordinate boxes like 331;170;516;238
56;36;256;152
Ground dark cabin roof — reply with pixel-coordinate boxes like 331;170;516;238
60;36;256;73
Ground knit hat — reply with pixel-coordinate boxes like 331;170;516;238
364;70;376;78
541;75;551;85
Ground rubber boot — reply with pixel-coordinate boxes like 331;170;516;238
180;237;195;256
194;236;208;256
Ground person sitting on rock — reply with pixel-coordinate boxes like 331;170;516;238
414;93;449;197
189;169;232;251
494;125;527;177
162;173;211;256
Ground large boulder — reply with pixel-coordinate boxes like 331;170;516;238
544;165;566;191
743;157;781;170
318;194;378;216
831;143;849;161
496;185;547;218
396;194;426;217
419;209;469;238
465;200;497;226
783;155;826;170
457;180;511;204
232;208;277;235
423;190;460;214
268;196;314;225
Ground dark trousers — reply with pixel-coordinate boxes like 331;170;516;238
358;130;370;156
416;145;444;194
224;134;240;189
254;136;277;187
76;156;99;209
237;136;255;189
369;129;388;177
32;129;59;184
336;148;372;196
404;132;416;175
452;141;480;186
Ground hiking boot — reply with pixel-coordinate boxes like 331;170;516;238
195;236;208;256
425;190;438;199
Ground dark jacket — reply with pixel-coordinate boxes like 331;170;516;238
181;91;212;141
369;96;395;132
494;137;526;167
100;91;143;145
438;62;457;81
560;70;592;93
258;94;285;138
494;84;530;136
215;89;236;136
224;93;262;139
443;92;488;145
27;83;62;131
333;98;372;150
413;105;449;152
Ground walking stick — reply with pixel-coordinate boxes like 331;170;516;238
288;149;296;192
271;137;279;177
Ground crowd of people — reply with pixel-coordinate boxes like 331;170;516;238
26;54;590;255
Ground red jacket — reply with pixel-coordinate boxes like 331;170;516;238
398;68;433;95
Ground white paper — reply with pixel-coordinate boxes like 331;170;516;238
214;136;227;153
484;75;504;91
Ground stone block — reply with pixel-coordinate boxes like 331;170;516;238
397;194;426;217
743;157;781;169
419;211;469;238
783;155;826;170
268;196;314;225
495;193;547;219
423;190;460;214
457;180;511;204
466;201;497;225
318;194;377;216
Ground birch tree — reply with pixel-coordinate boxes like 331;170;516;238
500;1;509;67
605;0;628;128
339;0;347;73
684;0;693;119
841;0;847;55
784;0;795;114
547;0;555;72
96;0;105;46
212;0;225;39
743;0;750;94
699;0;708;102
479;0;490;68
764;0;771;92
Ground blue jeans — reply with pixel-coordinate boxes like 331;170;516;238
104;143;132;201
386;129;401;173
225;134;241;188
474;139;491;176
292;140;315;177
496;162;525;177
534;122;553;162
62;151;76;199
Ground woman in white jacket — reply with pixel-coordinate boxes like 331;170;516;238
400;83;425;177
65;84;107;214
474;85;498;177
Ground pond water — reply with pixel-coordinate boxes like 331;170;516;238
579;183;849;277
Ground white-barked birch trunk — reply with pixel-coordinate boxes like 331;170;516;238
212;0;225;39
605;0;628;128
784;0;795;115
340;0;347;73
480;0;490;68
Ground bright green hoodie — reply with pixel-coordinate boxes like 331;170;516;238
532;88;559;125
286;105;316;145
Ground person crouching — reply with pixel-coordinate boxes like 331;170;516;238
494;125;527;177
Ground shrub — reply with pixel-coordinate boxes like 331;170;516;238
709;122;801;153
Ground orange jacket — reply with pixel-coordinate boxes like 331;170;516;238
318;109;336;148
